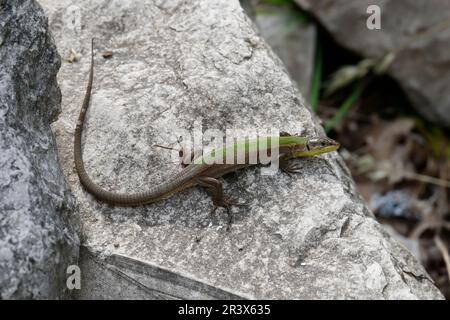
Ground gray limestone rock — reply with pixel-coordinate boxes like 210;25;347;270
0;0;80;299
296;0;450;127
38;0;443;299
243;1;316;98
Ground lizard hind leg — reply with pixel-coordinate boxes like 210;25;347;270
197;176;245;231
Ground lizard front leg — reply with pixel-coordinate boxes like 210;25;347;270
279;156;303;176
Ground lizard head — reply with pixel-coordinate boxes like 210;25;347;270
282;135;340;157
287;136;340;157
304;136;340;156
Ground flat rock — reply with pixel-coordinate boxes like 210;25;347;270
0;0;79;299
39;0;443;299
296;0;450;127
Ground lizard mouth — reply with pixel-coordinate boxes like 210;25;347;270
294;138;340;157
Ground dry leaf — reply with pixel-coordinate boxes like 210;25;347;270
101;50;113;59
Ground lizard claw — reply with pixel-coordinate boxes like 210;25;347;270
211;196;247;231
281;163;303;175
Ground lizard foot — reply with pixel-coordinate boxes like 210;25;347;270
211;196;247;231
281;163;303;176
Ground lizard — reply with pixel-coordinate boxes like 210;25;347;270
74;39;340;215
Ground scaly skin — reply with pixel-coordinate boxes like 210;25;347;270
74;39;340;208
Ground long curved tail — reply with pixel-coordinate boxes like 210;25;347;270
73;39;168;205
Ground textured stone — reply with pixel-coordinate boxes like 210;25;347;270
296;0;450;127
0;0;79;299
39;0;442;299
243;1;316;97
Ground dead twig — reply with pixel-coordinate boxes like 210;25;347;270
410;221;450;238
402;170;450;189
434;235;450;284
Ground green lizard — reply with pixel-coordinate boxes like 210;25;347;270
74;39;340;214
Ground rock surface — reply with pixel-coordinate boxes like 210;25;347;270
39;0;443;299
296;0;450;127
0;0;79;299
242;1;316;98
